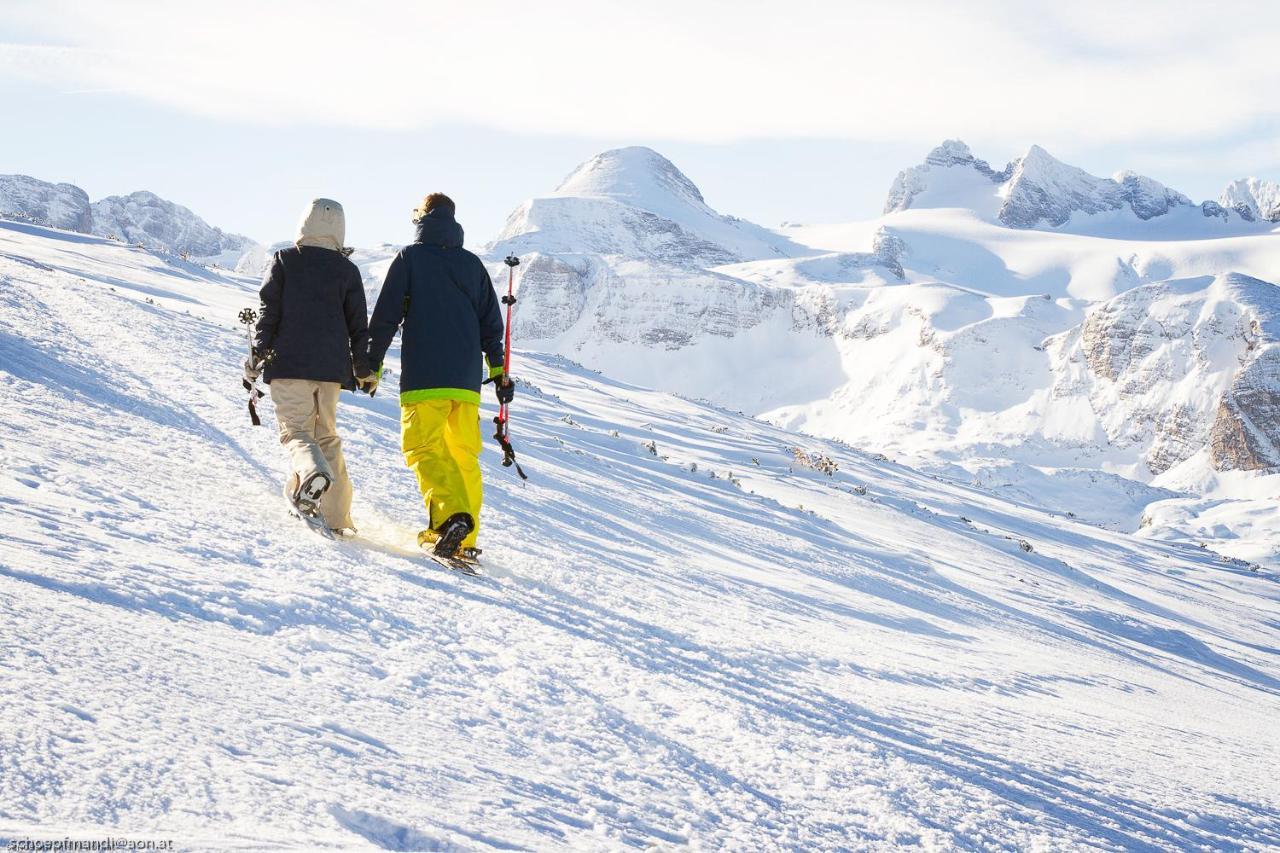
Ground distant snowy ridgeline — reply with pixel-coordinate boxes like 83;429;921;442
0;173;262;269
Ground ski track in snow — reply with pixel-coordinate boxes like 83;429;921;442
1;221;1279;850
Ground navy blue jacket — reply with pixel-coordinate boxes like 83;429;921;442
255;246;369;390
367;211;505;404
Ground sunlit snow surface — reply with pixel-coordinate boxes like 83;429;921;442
473;147;1280;567
1;221;1279;849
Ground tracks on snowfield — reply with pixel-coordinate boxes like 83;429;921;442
1;223;1279;850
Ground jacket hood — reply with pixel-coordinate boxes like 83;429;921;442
295;198;346;251
413;209;464;248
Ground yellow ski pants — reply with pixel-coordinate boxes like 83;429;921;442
400;399;483;548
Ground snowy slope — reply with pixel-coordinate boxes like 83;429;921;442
3;220;1280;850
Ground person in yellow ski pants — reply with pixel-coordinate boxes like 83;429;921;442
365;192;510;559
400;399;484;551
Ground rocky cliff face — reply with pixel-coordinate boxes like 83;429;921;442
1059;273;1280;474
1;174;260;264
0;174;93;232
1219;177;1280;223
1209;324;1280;470
91;191;254;258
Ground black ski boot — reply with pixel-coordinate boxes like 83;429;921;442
433;513;475;559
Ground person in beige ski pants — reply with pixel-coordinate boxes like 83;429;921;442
269;378;354;531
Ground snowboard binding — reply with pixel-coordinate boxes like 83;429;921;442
290;471;332;517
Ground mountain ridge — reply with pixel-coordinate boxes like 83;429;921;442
0;173;261;268
885;139;1279;229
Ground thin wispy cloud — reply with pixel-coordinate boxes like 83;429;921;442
3;0;1278;147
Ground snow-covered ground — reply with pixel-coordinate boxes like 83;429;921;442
3;220;1280;849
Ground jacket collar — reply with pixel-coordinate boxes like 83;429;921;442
413;210;464;248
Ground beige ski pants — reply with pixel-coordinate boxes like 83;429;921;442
269;379;353;530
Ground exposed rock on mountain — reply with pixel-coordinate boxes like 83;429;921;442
0;174;93;232
487;147;808;356
91;191;255;259
0;174;261;265
1220;177;1280;223
885;141;1223;228
1055;273;1280;475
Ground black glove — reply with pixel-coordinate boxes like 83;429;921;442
495;375;514;405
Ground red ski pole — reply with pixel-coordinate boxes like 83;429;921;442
492;255;527;479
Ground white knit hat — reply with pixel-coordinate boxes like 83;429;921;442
295;198;346;251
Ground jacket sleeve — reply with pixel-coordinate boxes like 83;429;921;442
253;253;284;354
367;252;409;369
344;263;371;376
476;263;506;377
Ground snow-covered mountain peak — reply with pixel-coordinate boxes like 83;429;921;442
921;139;984;168
553;146;709;215
884;139;1004;214
0;174;94;233
887;141;1219;229
488;147;799;267
998;143;1130;227
1220;176;1280;222
91;189;256;261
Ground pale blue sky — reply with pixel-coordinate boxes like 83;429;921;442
3;1;1279;248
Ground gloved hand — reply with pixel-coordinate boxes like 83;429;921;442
243;353;264;384
495;374;514;405
356;370;379;397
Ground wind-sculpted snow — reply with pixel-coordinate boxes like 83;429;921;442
3;220;1280;850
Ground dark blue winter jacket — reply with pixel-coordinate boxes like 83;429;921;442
367;211;505;405
255;246;369;390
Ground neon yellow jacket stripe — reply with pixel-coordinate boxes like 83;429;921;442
400;387;481;406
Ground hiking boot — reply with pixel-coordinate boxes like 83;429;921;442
433;513;474;559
